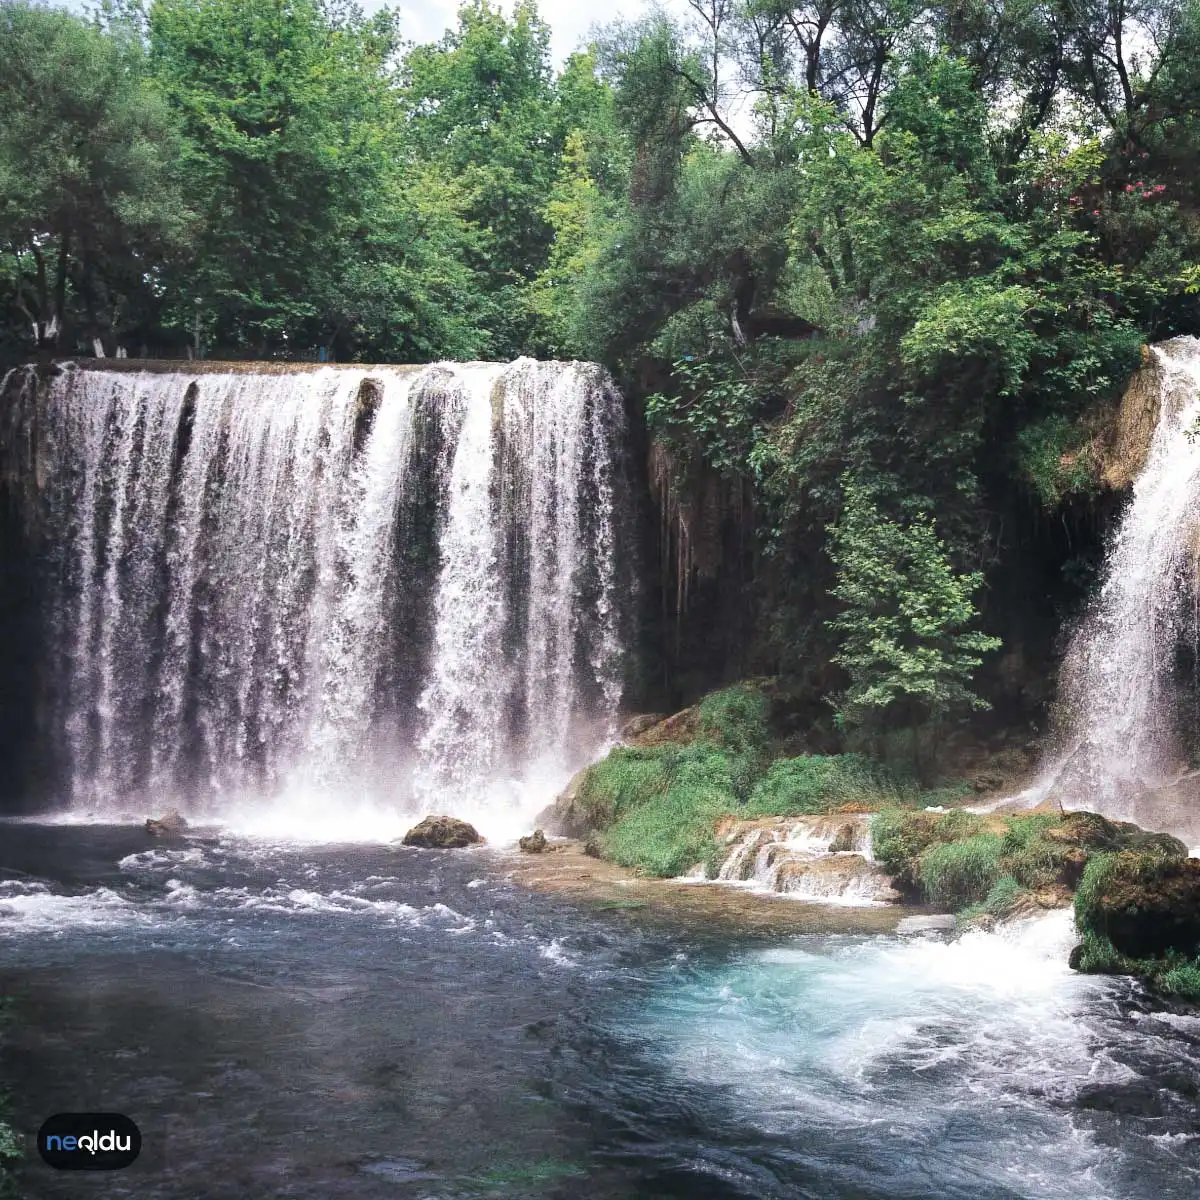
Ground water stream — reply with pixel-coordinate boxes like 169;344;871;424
0;824;1197;1199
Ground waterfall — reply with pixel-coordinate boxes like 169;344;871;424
22;360;628;839
1039;336;1200;838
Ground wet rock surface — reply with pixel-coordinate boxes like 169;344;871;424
145;810;188;836
519;829;548;853
401;815;483;849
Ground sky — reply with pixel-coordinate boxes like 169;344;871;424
368;0;665;62
57;0;674;64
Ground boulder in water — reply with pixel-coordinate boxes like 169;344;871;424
145;810;188;836
401;816;483;849
519;829;548;854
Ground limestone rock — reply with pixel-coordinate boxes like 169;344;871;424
623;705;701;748
145;810;188;836
619;713;668;742
774;853;901;905
519;829;548;854
1099;345;1162;490
401;815;483;849
536;766;593;838
829;822;858;854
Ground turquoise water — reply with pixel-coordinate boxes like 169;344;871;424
1;823;1198;1199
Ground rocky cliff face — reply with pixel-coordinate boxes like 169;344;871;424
1099;345;1165;491
0;366;52;809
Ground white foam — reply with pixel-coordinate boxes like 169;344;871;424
637;912;1142;1197
119;847;207;872
0;885;155;935
537;938;578;968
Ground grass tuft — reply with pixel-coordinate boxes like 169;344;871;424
746;754;896;816
918;834;1002;909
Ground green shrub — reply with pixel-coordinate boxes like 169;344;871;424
1016;413;1099;507
871;807;987;892
1158;961;1200;1001
1071;928;1133;975
601;783;729;877
931;808;986;841
919;834;1002;910
573;746;673;828
917;782;974;808
999;814;1069;889
747;753;893;816
958;875;1026;922
598;742;747;877
696;685;771;756
1074;851;1131;938
871;809;941;888
983;874;1024;915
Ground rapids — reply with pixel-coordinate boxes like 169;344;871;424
0;823;1198;1199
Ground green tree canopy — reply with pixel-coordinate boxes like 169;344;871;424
0;0;190;357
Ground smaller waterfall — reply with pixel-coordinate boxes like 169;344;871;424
1039;336;1200;838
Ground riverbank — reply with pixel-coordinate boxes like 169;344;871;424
538;683;1200;1000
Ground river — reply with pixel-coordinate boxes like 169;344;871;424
1;821;1198;1199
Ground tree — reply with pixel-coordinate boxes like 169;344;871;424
827;483;1001;759
400;0;562;357
0;0;190;358
149;0;407;355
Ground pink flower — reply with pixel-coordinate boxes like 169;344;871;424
1125;184;1134;192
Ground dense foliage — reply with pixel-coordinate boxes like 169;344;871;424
2;0;1199;753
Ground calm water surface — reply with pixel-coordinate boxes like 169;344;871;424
1;823;1198;1199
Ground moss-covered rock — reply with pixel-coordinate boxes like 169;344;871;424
1049;810;1189;858
401;815;483;849
1075;852;1200;959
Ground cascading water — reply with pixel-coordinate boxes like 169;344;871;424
1038;336;1200;838
20;359;627;839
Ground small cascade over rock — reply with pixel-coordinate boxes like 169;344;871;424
3;360;629;837
710;815;900;905
1038;336;1200;842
